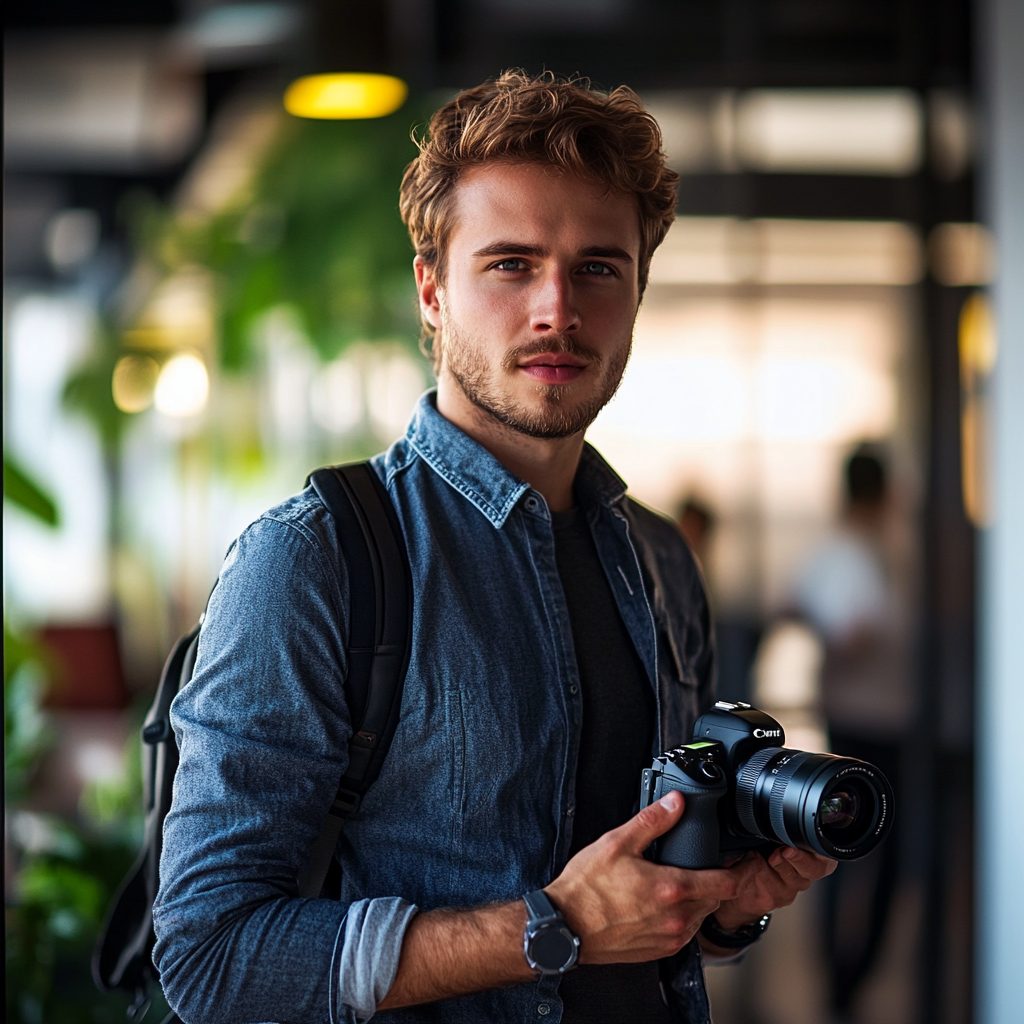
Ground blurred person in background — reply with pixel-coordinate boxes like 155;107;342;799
675;496;716;576
152;71;835;1024
791;444;911;1020
673;495;756;708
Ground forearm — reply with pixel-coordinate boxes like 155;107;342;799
377;901;534;1010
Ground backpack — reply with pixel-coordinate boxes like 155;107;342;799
92;462;413;1021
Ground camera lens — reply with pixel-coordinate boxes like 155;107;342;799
734;749;893;859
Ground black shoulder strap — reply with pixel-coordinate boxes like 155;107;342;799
297;462;412;898
92;625;199;1011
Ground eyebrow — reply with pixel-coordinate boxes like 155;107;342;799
579;246;634;263
471;242;634;263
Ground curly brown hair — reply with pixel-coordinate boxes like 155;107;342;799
400;69;678;305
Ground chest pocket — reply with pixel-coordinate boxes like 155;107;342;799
658;618;700;690
655;616;704;751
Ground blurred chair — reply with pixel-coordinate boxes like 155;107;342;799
40;624;127;710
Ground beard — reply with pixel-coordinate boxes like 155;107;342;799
439;313;631;440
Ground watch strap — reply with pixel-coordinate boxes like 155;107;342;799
524;889;560;923
700;912;771;949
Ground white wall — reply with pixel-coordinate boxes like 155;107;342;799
978;0;1024;1019
3;293;111;623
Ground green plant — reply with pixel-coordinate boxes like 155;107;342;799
3;454;60;527
4;623;55;806
175;109;425;369
4;619;155;1023
5;815;159;1024
60;103;431;477
115;103;429;386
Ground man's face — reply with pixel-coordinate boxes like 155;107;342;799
419;162;642;439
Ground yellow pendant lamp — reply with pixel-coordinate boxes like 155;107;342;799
284;73;407;119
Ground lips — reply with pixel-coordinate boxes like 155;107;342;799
518;352;588;384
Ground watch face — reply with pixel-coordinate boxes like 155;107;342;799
529;924;578;972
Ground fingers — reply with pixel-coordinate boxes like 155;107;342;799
698;847;838;933
770;847;837;881
614;792;686;855
655;864;742;904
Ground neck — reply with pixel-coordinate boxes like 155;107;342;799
435;375;583;513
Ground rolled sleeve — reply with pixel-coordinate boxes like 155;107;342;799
333;898;418;1022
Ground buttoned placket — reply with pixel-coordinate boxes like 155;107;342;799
588;500;663;758
520;487;665;1024
517;488;584;877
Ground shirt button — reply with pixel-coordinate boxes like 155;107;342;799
538;1004;551;1016
566;807;575;817
569;685;578;695
524;496;539;511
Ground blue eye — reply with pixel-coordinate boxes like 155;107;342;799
495;259;525;272
582;262;613;275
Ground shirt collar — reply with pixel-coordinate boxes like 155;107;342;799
405;391;628;528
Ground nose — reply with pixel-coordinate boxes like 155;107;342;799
529;269;581;335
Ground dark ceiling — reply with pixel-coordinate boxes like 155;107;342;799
4;0;973;89
4;0;976;227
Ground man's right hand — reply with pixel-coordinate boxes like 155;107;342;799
545;790;747;963
379;791;747;1011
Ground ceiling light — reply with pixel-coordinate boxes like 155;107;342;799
283;74;407;120
736;90;923;176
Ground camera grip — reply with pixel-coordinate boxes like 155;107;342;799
655;775;727;870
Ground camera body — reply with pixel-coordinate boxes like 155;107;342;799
640;701;894;869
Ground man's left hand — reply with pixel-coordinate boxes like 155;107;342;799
709;847;837;936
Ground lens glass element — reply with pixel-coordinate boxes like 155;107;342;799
820;789;860;829
817;777;876;847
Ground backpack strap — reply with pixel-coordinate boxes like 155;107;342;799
92;625;199;1003
298;462;412;898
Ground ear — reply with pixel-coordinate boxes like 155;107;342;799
414;256;442;331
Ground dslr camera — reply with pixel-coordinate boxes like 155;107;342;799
640;701;894;869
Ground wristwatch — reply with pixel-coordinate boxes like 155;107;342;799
522;890;580;975
699;912;771;949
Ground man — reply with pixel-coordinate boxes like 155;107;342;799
153;71;835;1024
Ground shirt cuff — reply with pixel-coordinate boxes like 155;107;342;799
333;896;419;1022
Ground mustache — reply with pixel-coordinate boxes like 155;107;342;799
500;336;603;374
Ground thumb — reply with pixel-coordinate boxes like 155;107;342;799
618;791;686;855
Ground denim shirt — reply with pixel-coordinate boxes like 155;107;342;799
153;392;716;1024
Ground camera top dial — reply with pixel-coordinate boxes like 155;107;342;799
664;742;726;784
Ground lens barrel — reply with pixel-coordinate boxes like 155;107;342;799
734;748;894;859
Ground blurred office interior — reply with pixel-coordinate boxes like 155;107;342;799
4;1;1022;1022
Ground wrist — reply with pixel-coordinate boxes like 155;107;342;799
699;911;771;950
710;907;766;933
